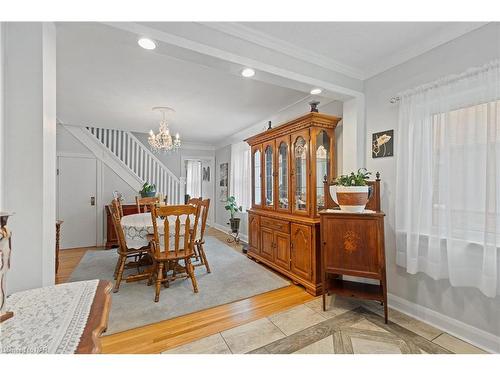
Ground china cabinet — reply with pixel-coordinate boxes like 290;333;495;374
245;111;341;295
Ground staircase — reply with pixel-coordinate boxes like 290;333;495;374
64;125;183;204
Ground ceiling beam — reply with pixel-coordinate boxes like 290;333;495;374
103;22;364;100
199;22;365;80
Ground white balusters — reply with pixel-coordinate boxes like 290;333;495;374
85;126;181;204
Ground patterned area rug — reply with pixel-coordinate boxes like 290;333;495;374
68;236;289;334
249;306;452;354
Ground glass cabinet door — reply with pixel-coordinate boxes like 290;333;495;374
276;136;289;211
263;142;274;208
292;130;309;215
315;130;331;212
252;146;262;207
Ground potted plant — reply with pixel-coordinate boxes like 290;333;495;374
139;182;157;198
330;168;372;213
225;196;243;233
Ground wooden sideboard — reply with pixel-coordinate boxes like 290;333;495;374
320;211;388;323
105;204;138;249
245;111;341;295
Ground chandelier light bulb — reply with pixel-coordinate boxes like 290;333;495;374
310;88;322;95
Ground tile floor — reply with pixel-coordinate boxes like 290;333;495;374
163;294;488;354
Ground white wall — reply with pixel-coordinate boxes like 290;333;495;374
0;23;5;209
4;23;57;293
365;23;500;342
57;125;141;245
214;145;233;234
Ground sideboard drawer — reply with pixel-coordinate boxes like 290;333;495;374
260;217;290;233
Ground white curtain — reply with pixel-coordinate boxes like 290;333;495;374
230;141;251;210
186;160;202;199
396;60;500;297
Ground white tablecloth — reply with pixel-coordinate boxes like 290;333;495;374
121;213;190;249
0;280;99;354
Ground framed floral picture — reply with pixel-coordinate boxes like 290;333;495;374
372;129;394;158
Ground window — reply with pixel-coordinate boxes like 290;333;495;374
431;101;500;244
395;60;500;297
230;141;251;210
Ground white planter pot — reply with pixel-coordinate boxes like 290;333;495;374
329;185;370;213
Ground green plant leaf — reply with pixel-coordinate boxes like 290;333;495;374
334;168;372;187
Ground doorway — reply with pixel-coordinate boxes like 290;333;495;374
183;157;215;225
57;156;97;249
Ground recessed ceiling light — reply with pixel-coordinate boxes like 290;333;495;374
241;68;256;78
310;88;322;95
138;37;156;50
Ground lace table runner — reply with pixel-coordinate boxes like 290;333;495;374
0;279;99;354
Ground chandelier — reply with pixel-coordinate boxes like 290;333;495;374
148;106;181;153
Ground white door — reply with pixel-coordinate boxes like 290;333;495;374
58;156;97;249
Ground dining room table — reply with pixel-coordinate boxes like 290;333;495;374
120;212;190;249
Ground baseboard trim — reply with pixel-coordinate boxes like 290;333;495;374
210;222;248;244
388;293;499;353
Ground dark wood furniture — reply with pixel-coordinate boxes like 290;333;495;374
320;175;387;323
245;111;341;295
76;280;113;354
109;201;150;292
149;204;200;302
105;204;140;249
55;220;63;274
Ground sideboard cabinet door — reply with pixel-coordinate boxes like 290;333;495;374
274;231;290;270
290;223;312;280
260;227;275;262
248;213;260;254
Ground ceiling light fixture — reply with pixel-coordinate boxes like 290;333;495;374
241;68;256;78
310;88;322;95
138;37;157;50
148;107;181;153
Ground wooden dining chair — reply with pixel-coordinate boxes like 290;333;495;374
188;197;202;205
109;201;150;293
186;197;202;262
135;196;160;213
148;204;200;302
192;198;211;273
112;197;124;218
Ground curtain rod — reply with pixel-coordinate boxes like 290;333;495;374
389;59;499;105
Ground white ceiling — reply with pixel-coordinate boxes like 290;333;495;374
56;23;308;144
56;22;487;144
222;22;487;79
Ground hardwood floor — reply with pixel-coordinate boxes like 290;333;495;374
101;285;313;354
55;227;313;354
55;247;91;284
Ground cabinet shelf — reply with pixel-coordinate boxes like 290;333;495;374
326;278;383;301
